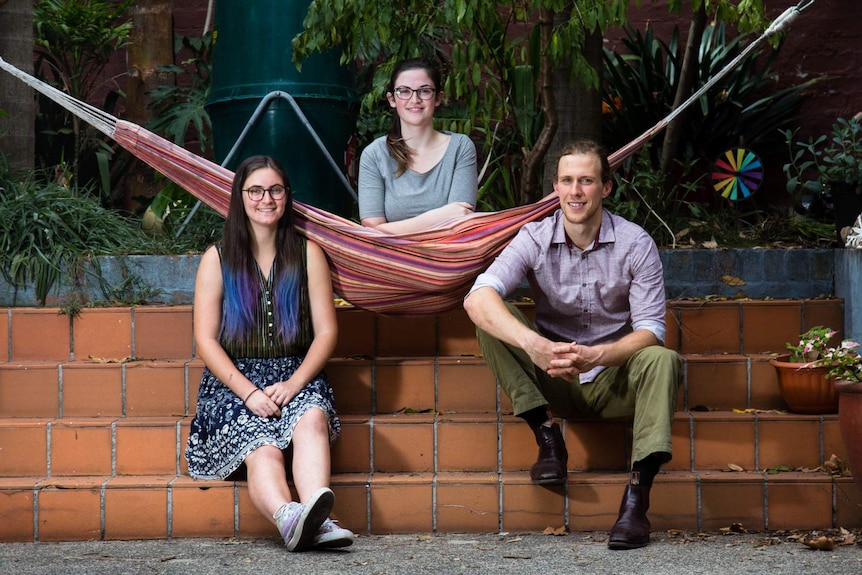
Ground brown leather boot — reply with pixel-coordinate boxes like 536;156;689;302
608;472;651;550
529;422;568;485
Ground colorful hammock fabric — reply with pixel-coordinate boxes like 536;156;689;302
114;121;561;314
1;4;806;314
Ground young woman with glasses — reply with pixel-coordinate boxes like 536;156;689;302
185;155;354;551
358;58;478;234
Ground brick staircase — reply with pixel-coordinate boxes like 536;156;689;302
1;300;860;542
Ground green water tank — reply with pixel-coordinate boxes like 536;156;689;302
207;0;358;217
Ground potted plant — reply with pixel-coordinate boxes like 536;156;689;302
782;114;862;245
769;326;841;414
825;339;862;489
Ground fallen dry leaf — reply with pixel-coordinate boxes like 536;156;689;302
822;454;850;476
89;356;131;363
721;274;746;286
542;525;568;536
753;537;782;549
719;523;748;534
801;535;835;551
727;463;745;472
837;528;856;546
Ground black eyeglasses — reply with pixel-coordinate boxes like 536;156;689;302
243;185;287;201
392;86;438;101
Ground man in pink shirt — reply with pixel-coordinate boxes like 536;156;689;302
464;140;681;550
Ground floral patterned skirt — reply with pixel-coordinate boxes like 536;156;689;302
185;356;340;480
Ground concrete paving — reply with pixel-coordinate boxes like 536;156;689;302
2;531;860;575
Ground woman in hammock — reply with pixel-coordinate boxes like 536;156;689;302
358;58;478;234
185;155;354;551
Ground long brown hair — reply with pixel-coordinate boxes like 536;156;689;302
220;155;303;342
385;58;443;176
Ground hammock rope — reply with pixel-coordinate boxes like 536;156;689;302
0;1;810;315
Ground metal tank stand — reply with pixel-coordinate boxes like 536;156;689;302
176;90;357;238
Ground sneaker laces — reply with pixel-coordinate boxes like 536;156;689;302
317;517;341;534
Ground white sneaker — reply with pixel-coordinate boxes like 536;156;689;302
313;517;355;549
274;487;334;552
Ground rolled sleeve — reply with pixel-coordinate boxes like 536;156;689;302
467;272;507;298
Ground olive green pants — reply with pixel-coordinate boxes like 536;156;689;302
476;303;681;465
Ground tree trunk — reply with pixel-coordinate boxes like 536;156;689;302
659;2;707;176
519;7;556;205
542;19;603;195
121;0;174;212
0;0;35;177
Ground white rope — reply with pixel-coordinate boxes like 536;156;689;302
609;1;813;164
656;1;812;130
0;56;118;137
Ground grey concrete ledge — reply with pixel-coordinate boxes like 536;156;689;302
0;249;857;340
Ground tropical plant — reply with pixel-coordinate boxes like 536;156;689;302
0;174;166;305
782;115;862;197
602;22;820;172
142;30;219;237
32;0;134;199
605;144;835;249
146;31;214;151
606;145;707;247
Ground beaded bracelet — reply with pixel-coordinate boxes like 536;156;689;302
243;388;260;403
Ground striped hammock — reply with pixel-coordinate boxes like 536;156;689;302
1;56;575;314
0;6;804;314
115;121;564;314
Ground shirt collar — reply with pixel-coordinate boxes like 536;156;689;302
557;209;614;251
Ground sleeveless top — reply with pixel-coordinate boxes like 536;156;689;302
216;239;313;359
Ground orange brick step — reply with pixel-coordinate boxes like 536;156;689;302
0;411;847;478
1;299;858;542
2;472;860;542
0;354;806;419
2;299;846;362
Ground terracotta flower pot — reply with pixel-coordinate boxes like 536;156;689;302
834;379;862;488
769;356;839;414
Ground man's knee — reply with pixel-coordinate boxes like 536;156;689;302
630;346;682;394
635;346;681;373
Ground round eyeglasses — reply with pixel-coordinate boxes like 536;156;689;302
243;185;287;201
392;86;438;101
